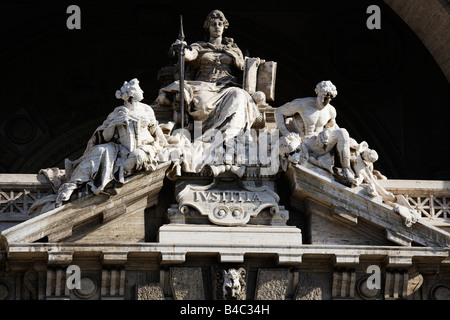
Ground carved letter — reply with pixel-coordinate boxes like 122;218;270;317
198;191;210;202
210;192;219;202
66;5;81;30
252;193;262;204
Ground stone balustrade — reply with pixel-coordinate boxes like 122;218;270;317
378;179;450;231
0;173;53;232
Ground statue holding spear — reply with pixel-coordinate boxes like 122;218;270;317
169;15;189;129
156;10;262;175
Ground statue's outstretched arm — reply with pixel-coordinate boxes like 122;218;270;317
275;101;299;136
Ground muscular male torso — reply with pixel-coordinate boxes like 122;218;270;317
289;98;337;137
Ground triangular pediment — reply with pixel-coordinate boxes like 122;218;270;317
0;163;170;246
2;160;449;252
300;196;396;246
285;164;450;248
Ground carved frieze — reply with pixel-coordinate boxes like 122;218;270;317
101;268;125;300
332;268;356;299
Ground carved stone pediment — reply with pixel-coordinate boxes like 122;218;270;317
169;178;288;226
0;162;170;245
285;164;450;248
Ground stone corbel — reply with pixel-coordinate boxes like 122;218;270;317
385;229;412;247
170;267;205;300
333;254;360;267
160;252;186;264
102;252;128;265
220;252;245;264
383;255;413;268
47;251;73;265
277;253;302;265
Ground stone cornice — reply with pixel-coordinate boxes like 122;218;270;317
5;242;448;267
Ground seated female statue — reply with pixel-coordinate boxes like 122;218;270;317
157;10;260;171
56;78;167;205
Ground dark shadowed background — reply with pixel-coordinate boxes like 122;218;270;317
1;0;448;180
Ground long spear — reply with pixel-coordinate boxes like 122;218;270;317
178;15;186;129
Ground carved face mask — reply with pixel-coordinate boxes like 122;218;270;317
223;269;242;300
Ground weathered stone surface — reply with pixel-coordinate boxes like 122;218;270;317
406;271;423;300
136;283;165;300
215;267;247;300
0;162;170;245
170;267;205;300
430;283;450;300
286;165;450;248
295;273;329;300
255;268;289;300
0;7;449;302
158;224;302;264
332;269;356;299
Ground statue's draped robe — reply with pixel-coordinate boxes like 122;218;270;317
67;103;159;194
160;40;260;172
